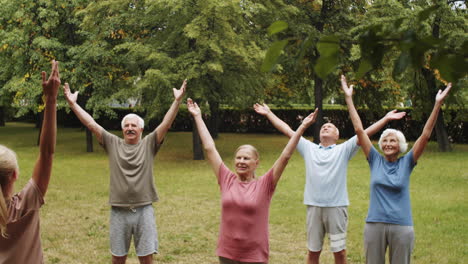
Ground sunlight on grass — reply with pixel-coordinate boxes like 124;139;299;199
1;122;466;263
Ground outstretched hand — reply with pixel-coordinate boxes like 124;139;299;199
253;103;271;116
174;79;187;102
42;60;60;98
63;83;78;105
385;109;406;121
301;108;319;128
340;75;353;97
187;98;201;117
436;83;452;103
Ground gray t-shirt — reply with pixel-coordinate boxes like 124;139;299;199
102;130;161;207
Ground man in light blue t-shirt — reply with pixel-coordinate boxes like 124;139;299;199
254;98;405;264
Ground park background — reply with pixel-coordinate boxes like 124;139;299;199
0;0;467;263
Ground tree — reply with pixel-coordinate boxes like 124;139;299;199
263;0;467;149
0;0;89;139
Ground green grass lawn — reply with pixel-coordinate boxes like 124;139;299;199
1;122;467;264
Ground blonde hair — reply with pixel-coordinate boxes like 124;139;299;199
235;145;260;160
378;129;408;153
0;145;18;238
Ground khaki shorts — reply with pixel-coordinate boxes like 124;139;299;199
110;204;158;257
306;206;348;252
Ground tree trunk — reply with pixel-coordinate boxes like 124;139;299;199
434;110;452;152
421;67;452;152
192;118;204;160
86;128;93;152
313;75;324;144
0;106;5;126
310;0;332;144
208;101;220;139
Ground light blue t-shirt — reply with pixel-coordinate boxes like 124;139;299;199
366;146;416;226
297;136;359;207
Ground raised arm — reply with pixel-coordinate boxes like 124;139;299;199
254;103;295;138
154;79;187;145
363;109;406;144
32;60;60;195
187;98;222;175
63;83;104;144
340;75;372;157
412;83;452;161
271;109;318;186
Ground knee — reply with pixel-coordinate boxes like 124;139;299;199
333;249;346;257
138;254;153;264
112;255;127;264
308;250;321;258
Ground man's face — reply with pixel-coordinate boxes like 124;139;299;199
122;117;143;144
319;123;339;142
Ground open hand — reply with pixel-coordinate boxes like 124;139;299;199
187;98;201;117
63;83;78;105
301;108;319;128
42;60;60;98
340;75;353;97
174;79;187;102
253;103;271;116
385;109;406;121
436;83;452;103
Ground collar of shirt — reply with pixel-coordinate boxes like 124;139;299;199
319;144;336;150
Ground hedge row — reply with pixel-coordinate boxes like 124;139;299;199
15;107;468;143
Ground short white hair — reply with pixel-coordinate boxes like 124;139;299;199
378;128;408;153
121;113;144;129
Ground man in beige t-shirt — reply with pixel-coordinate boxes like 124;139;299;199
64;80;186;264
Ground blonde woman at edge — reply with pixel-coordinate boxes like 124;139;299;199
0;60;61;263
341;75;451;264
188;98;317;264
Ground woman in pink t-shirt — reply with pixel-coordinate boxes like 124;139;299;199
0;61;60;264
188;98;317;264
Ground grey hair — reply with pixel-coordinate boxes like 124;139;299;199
235;145;260;160
378;129;408;153
121;113;144;129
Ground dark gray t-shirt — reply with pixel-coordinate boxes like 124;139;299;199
102;130;161;207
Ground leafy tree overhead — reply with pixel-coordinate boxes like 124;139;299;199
263;0;467;150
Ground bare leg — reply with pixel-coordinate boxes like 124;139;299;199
138;254;153;264
307;250;321;264
333;249;347;264
112;255;127;264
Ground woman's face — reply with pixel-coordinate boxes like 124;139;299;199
381;134;400;157
234;148;258;179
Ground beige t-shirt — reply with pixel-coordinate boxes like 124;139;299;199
0;179;44;264
102;130;161;207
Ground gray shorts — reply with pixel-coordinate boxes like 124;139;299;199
306;206;348;252
364;222;414;264
110;204;158;257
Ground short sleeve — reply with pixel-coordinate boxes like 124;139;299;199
297;137;314;157
143;130;161;155
100;129;116;151
217;163;236;191
261;168;276;196
367;146;379;167
343;135;360;159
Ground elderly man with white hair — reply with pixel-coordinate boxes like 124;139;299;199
64;80;186;264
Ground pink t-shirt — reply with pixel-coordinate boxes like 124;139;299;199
216;163;276;263
0;179;45;264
